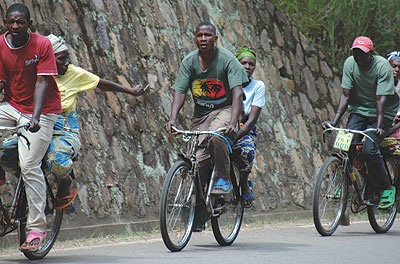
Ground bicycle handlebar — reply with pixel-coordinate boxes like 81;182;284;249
323;123;377;143
0;123;30;133
0;123;31;149
170;126;232;153
171;126;226;135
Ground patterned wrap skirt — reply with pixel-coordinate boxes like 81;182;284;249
232;125;257;176
0;111;81;178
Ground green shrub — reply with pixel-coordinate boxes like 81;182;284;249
270;0;400;69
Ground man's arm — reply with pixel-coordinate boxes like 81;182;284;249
375;95;387;136
225;85;243;139
322;88;351;128
164;90;186;134
30;75;49;132
97;79;148;96
0;81;4;93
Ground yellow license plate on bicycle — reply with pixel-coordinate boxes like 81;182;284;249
333;131;354;151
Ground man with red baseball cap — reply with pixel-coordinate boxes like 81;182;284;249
323;36;398;210
351;36;373;53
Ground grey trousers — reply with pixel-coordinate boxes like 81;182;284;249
0;102;57;233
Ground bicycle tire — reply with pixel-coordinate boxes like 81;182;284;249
19;180;63;260
160;160;195;252
313;156;348;236
211;162;244;246
367;157;399;233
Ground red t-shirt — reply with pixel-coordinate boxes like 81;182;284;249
0;32;61;114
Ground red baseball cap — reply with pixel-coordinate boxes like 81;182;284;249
351;36;373;53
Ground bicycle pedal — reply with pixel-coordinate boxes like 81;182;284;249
211;192;232;202
363;200;377;206
192;223;205;232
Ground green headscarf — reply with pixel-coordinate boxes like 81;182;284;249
235;46;256;62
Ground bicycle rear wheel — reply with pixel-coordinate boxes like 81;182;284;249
313;156;348;236
367;158;399;233
160;160;195;252
211;163;244;246
19;177;63;260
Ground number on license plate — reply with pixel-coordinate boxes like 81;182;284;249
333;131;354;151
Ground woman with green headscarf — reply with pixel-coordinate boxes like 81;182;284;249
232;46;265;208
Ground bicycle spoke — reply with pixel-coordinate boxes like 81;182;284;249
160;160;195;251
313;156;347;236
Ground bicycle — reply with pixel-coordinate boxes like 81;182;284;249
0;124;63;260
313;124;399;236
160;126;244;252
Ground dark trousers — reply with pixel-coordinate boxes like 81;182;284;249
346;113;392;193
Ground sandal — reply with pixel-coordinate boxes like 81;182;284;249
243;180;254;208
20;230;46;252
378;186;396;209
211;178;232;194
54;189;78;210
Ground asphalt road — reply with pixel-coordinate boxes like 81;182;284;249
1;219;399;264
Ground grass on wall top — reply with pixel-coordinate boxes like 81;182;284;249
270;0;400;70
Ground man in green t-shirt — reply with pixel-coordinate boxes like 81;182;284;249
323;36;398;209
165;21;248;194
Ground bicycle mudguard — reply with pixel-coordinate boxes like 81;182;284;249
177;154;192;167
192;198;207;231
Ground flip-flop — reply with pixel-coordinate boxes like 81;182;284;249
243;180;254;208
20;230;46;252
211;178;232;194
54;189;78;210
378;186;396;209
243;190;254;208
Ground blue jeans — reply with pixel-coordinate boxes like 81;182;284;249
346;113;392;194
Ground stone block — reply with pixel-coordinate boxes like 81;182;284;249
5;0;345;224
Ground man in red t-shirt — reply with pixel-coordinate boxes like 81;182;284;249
0;3;61;251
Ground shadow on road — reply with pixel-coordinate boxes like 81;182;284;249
191;241;308;253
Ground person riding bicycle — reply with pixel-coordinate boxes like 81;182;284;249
0;34;148;210
381;52;400;156
232;46;265;207
165;21;248;194
0;3;61;251
322;36;398;209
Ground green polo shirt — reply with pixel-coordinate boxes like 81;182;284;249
342;55;399;120
174;47;248;118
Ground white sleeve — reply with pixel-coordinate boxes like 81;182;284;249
251;81;265;108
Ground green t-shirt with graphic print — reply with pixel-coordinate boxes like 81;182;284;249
174;47;248;118
341;55;399;120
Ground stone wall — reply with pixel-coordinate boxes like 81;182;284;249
0;0;344;227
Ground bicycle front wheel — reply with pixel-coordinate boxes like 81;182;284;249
313;156;348;236
160;160;195;252
19;180;63;260
211;163;244;246
367;158;399;233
